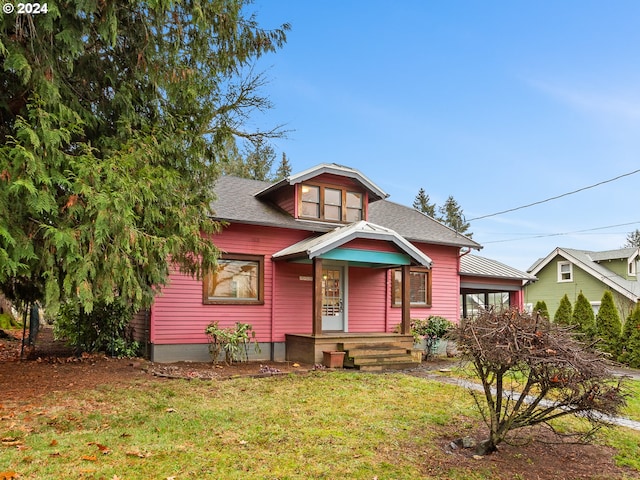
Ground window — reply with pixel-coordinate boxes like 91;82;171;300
629;259;637;276
392;268;432;306
324;188;342;221
557;261;573;282
346;191;363;222
301;185;320;218
460;292;511;319
298;184;363;223
203;254;264;304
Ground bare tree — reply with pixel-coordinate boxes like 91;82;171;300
450;308;627;455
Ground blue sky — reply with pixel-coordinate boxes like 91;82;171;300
246;1;640;271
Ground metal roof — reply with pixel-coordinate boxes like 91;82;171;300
460;254;536;281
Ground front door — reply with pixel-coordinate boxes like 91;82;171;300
322;267;345;331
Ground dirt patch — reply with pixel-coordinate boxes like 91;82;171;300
1;328;638;480
421;425;636;480
0;327;313;402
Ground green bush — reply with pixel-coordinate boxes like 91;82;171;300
532;300;549;319
410;316;453;359
54;302;139;357
595;290;622;357
572;291;596;339
619;304;640;367
205;321;260;365
554;294;572;325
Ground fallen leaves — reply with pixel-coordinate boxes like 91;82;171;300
88;442;111;455
0;472;19;480
1;437;22;447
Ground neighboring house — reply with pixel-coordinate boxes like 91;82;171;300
524;247;640;320
133;163;529;367
460;254;537;319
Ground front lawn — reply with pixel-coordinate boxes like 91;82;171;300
2;371;639;479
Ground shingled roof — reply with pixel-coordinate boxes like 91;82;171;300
528;247;640;302
211;175;481;249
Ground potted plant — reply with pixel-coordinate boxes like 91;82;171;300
411;316;453;360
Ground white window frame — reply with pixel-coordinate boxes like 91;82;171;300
557;261;573;282
628;257;637;277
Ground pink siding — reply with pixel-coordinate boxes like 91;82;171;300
311;173;363;189
347;267;387;332
511;290;524;310
272;262;314;337
461;276;523;289
385;243;461;326
151;224;311;345
151;225;464;345
271;185;296;217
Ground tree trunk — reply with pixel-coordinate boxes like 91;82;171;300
475;438;498;456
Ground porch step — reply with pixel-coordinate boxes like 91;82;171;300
339;341;420;371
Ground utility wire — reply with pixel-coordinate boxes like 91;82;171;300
482;220;640;244
468;168;640;221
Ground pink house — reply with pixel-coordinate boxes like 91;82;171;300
134;164;529;368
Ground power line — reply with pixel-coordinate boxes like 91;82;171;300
482;220;640;244
468;168;640;222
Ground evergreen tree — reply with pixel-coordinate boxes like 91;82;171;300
0;1;289;312
624;229;640;248
554;294;572;325
532;300;549;319
413;188;436;217
438;196;472;238
274;153;292;180
619;305;640;367
572;291;596;339
595;291;622;357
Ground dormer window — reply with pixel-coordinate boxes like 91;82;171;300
299;183;363;222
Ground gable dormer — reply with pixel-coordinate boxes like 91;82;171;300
255;163;388;224
590;247;640;281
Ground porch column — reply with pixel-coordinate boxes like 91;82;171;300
312;257;323;335
401;264;411;334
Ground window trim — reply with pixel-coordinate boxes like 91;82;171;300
203;254;265;305
391;267;432;307
298;183;364;223
557;261;573;282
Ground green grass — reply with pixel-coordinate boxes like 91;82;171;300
622;380;640;422
2;371;640;479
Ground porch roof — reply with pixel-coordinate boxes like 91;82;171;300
272;220;433;268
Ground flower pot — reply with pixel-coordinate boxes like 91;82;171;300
411;349;424;362
323;350;346;368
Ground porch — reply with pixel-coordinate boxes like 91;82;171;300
285;332;420;371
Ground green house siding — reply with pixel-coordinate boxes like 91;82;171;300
600;259;630;280
524;255;636;319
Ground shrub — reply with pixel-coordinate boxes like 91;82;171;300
596;291;622;357
532;300;549;319
572;291;596;339
450;308;627;456
205;321;260;365
54;302;139;357
410;316;452;359
554;294;572;325
619;304;640;367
